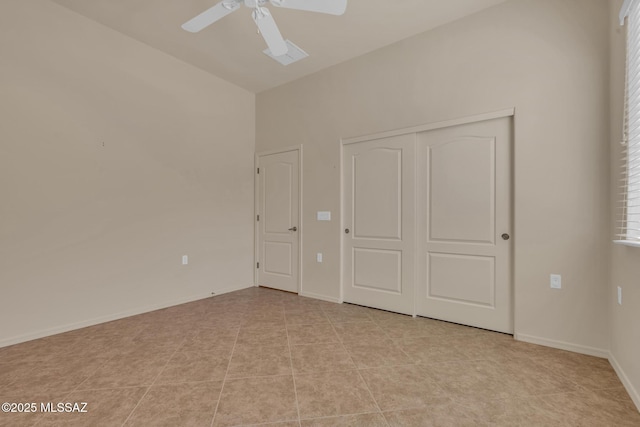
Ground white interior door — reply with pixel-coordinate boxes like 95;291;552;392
257;149;299;293
342;134;416;315
417;117;512;333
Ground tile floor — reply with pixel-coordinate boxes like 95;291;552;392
0;286;639;426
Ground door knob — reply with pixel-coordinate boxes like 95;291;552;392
345;228;350;234
501;233;510;240
288;226;297;232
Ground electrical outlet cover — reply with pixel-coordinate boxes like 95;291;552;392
618;286;622;305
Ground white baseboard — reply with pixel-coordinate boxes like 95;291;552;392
514;333;609;359
299;291;340;304
0;283;254;348
213;283;256;296
609;352;640;412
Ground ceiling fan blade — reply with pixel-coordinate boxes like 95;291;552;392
252;7;288;56
182;1;241;33
270;0;347;16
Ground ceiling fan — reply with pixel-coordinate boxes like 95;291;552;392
182;0;347;57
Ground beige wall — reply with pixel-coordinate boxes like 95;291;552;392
0;0;255;346
610;0;640;408
257;0;611;352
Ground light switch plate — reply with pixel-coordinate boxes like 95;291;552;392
550;274;561;289
316;253;323;263
317;211;331;221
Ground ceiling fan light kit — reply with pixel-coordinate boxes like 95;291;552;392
264;40;309;65
182;0;347;63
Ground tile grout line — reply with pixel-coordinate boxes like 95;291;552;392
209;319;242;427
63;341;123;394
353;314;464;422
369;320;417;364
324;309;391;427
32;334;139;427
298;409;389;423
30;389;75;427
377;324;416;362
284;308;303;427
119;336;187;427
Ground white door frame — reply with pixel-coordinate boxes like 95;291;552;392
340;108;514;321
254;145;303;293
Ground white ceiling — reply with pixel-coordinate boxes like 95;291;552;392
50;0;509;93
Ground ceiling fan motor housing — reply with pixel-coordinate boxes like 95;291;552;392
245;1;288;9
222;1;241;11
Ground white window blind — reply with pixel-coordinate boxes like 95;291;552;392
618;0;640;245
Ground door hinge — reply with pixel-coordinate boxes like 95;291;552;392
256;262;260;269
257;168;260;174
257;214;260;221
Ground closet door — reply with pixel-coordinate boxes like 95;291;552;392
417;117;513;333
342;134;416;315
